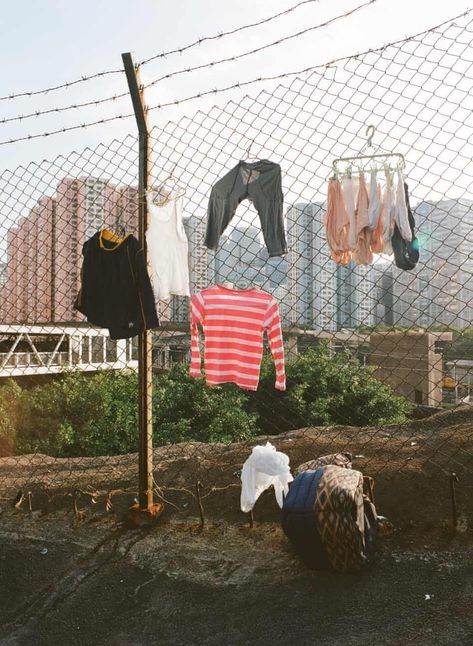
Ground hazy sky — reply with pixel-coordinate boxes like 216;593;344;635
0;0;471;172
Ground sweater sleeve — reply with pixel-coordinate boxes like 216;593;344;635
73;242;88;315
190;292;205;378
263;298;286;391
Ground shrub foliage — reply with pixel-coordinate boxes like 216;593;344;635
0;347;411;457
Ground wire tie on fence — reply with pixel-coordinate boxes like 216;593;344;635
363;476;376;505
13;490;24;510
195;480;205;529
72;489;80;515
450;472;459;530
105;492;113;512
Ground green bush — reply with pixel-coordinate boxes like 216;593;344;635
0;380;22;456
15;370;139;457
251;347;411;433
0;346;411;458
153;362;259;444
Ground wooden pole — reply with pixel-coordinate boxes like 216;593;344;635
121;52;154;511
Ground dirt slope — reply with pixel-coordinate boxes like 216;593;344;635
0;406;472;530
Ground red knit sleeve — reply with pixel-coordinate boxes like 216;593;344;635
190;292;205;378
263;298;286;391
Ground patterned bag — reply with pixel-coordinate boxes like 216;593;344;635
282;464;377;572
295;452;353;475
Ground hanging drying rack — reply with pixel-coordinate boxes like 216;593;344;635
332;125;405;176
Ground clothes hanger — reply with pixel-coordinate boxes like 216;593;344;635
115;223;127;238
147;166;186;205
332;125;406;177
99;225;128;249
99;214;127;242
244;138;261;163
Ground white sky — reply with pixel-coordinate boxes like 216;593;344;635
0;0;471;172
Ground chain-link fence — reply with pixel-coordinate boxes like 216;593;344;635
0;12;472;528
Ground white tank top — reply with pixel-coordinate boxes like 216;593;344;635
146;191;190;302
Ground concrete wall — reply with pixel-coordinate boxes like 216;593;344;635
369;331;452;406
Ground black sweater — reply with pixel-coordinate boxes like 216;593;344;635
75;230;159;339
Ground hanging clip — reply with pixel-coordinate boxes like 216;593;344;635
366;124;376;148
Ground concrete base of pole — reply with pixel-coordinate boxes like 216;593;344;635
124;502;164;528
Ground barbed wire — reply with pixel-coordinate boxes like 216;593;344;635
143;0;377;91
0;9;469;147
0;92;130;127
139;0;322;66
0;0;321;104
0;68;124;104
0;113;135;146
0;0;375;128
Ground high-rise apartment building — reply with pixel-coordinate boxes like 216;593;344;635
185;214;210;292
54;177;117;321
113;185;139;236
0;196;57;323
392;199;473;329
258;248;288;290
170;214;210;322
214;226;266;287
333;261;375;329
372;263;394;326
0;177;139;324
286;202;374;331
286;202;336;330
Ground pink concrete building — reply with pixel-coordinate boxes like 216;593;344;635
0;226;20;322
113;185;139;237
0;177;139;324
35;197;57;322
54;177;117;321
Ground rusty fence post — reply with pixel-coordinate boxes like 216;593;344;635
122;52;154;511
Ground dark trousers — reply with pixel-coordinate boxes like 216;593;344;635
205;160;287;257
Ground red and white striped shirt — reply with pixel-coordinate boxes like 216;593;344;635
190;285;286;391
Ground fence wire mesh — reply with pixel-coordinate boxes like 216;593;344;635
0;13;472;526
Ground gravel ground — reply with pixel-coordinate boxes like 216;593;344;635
0;512;472;646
